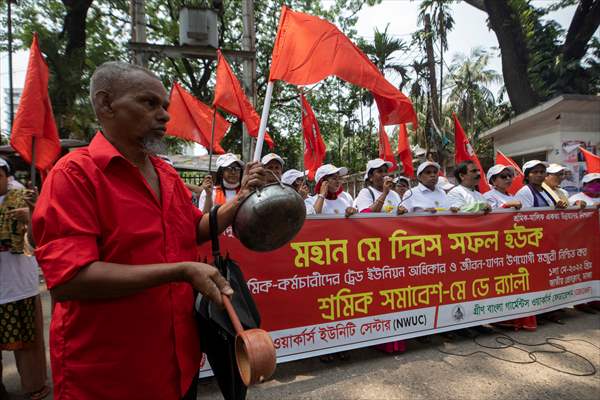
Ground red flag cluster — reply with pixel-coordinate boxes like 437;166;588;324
213;50;275;149
300;94;326;180
166;82;230;153
269;6;416;127
453;113;490;193
10;33;60;171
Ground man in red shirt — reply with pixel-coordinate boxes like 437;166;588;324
32;62;266;400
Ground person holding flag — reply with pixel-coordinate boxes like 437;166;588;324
198;153;245;214
483;165;522;209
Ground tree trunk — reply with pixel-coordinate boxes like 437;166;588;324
562;0;600;63
423;14;440;126
482;0;539;114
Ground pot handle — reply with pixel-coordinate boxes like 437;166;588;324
222;294;245;336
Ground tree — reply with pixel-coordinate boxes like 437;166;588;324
464;0;600;114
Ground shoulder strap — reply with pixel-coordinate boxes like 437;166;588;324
209;205;224;272
367;187;375;202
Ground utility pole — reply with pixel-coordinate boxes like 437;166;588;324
130;0;148;66
241;0;256;162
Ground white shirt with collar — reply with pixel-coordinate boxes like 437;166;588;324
353;186;401;213
447;184;489;209
484;188;517;209
569;192;600;206
404;183;451;212
306;191;354;215
515;185;553;208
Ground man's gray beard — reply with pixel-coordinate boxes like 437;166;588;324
141;135;167;156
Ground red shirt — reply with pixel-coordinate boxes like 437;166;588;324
33;133;203;400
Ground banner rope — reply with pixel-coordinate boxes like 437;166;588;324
437;328;599;377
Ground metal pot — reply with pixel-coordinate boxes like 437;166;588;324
233;181;306;252
223;295;276;386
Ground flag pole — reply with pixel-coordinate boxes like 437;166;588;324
299;87;305;175
252;81;274;162
30;137;37;188
208;107;217;174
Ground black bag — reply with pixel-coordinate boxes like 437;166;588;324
196;205;261;400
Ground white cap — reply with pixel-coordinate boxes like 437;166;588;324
216;153;244;169
547;163;567;174
416;161;441;176
364;158;393;180
437;176;455;191
486;164;515;184
281;169;308;185
582;173;600;184
261;153;284;167
393;176;410;186
0;158;9;173
522;160;547;173
315;164;348;183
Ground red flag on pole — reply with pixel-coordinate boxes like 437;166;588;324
396;123;414;177
10;33;60;171
579;147;600;173
269;6;417;127
300;94;326;180
453;113;489;193
166;82;229;153
213;50;275;149
378;123;397;172
495;150;524;195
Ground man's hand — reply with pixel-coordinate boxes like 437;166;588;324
345;206;358;217
396;205;408;215
382;176;394;195
201;175;213;194
7;207;30;224
239;161;267;198
180;262;233;306
505;200;522;210
423;207;437;213
573;200;587;209
24;188;39;211
449;207;460;213
555;200;569;209
319;181;329;196
298;183;310;199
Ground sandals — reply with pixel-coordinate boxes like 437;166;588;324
28;385;51;400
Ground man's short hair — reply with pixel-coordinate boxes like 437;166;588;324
454;160;474;184
89;61;159;109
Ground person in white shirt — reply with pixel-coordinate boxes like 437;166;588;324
282;169;315;214
447;160;492;213
261;153;284;184
393;176;412;205
353;159;405;214
198;153;244;213
542;163;570;207
483;164;522;209
515;160;567;209
569;173;600;208
403;161;455;213
306;164;357;216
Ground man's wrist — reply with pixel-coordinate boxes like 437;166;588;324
317;194;325;200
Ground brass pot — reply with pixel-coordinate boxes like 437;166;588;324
233;182;306;252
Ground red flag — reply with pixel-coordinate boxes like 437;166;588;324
213;50;275;149
10;33;60;171
396;123;414;177
166;82;229;153
300;94;326;180
453;113;489;193
495;150;524;195
378;123;397;172
269;6;416;127
579;147;600;173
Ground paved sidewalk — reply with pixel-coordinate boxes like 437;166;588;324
3;287;599;399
